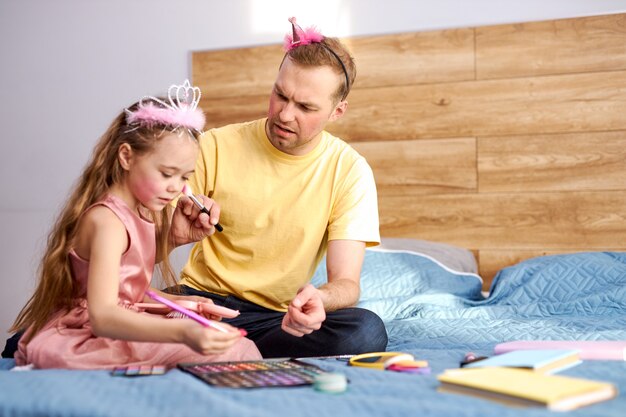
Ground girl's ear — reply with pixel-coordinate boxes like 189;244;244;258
118;143;133;171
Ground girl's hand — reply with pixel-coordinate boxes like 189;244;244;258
170;195;221;247
180;320;243;355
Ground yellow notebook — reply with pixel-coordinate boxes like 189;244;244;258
437;367;617;411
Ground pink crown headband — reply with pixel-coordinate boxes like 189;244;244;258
283;16;324;51
125;80;206;133
282;17;350;100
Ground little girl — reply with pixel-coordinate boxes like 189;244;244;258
10;81;261;369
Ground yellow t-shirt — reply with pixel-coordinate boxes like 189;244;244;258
180;118;380;311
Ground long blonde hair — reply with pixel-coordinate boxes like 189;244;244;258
11;100;200;342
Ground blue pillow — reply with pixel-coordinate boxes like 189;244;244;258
485;252;626;317
312;248;483;321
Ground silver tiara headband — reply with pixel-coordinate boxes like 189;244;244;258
125;79;206;133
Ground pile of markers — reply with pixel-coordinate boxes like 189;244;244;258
385;359;431;375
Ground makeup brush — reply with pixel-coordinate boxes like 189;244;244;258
182;184;223;232
136;301;240;319
145;291;246;336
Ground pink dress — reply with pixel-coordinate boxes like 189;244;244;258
16;194;260;369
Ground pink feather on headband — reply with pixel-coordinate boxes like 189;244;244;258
125;80;206;133
126;102;206;132
283;17;324;51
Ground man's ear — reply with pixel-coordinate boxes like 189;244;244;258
118;143;133;171
329;100;348;123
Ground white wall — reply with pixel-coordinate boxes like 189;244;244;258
2;0;626;343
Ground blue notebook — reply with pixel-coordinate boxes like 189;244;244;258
464;349;581;374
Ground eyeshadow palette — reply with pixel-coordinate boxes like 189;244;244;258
177;359;326;388
111;365;167;377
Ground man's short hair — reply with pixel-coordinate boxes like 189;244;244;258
285;37;356;103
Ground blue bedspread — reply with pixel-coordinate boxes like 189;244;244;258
384;251;626;352
1;250;625;417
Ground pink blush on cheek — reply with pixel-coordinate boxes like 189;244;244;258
133;177;163;204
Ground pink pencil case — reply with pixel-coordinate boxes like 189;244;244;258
135;300;240;319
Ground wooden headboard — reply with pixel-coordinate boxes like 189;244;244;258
192;13;626;289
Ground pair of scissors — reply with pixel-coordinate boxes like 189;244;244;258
348;352;428;370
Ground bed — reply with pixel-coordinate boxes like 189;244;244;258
1;244;625;416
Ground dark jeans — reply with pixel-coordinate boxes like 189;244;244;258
2;331;22;358
167;285;388;358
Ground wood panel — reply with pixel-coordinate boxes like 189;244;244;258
192;44;284;99
192;28;474;100
478;131;626;192
346;29;475;88
379;191;626;249
476;14;626;80
199;70;626;136
331;70;626;141
351;138;477;196
477;249;624;290
199;94;268;129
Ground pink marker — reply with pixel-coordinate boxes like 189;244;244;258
145;290;246;336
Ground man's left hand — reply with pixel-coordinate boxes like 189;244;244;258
281;284;326;337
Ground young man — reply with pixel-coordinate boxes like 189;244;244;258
174;18;387;357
